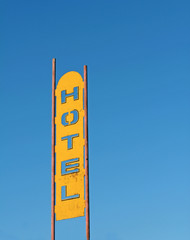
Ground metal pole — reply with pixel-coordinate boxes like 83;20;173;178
84;65;90;240
51;58;56;240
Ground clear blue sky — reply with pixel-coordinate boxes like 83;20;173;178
0;1;190;240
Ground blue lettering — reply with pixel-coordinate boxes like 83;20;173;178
61;134;79;149
61;186;79;201
61;110;79;126
61;158;79;175
61;87;79;104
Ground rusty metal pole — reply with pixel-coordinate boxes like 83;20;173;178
84;65;90;240
51;58;56;240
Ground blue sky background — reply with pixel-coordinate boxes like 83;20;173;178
0;0;190;240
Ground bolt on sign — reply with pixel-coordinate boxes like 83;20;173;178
55;71;85;220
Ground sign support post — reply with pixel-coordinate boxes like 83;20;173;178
51;58;56;240
84;65;90;240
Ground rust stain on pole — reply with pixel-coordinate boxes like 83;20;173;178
51;58;56;240
84;65;90;240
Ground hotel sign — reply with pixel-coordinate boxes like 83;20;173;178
55;71;85;220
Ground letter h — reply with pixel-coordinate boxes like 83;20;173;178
61;86;79;104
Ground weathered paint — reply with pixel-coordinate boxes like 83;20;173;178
55;71;85;220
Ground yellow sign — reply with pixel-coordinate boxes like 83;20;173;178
55;71;85;220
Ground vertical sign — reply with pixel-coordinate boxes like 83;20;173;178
55;71;85;220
